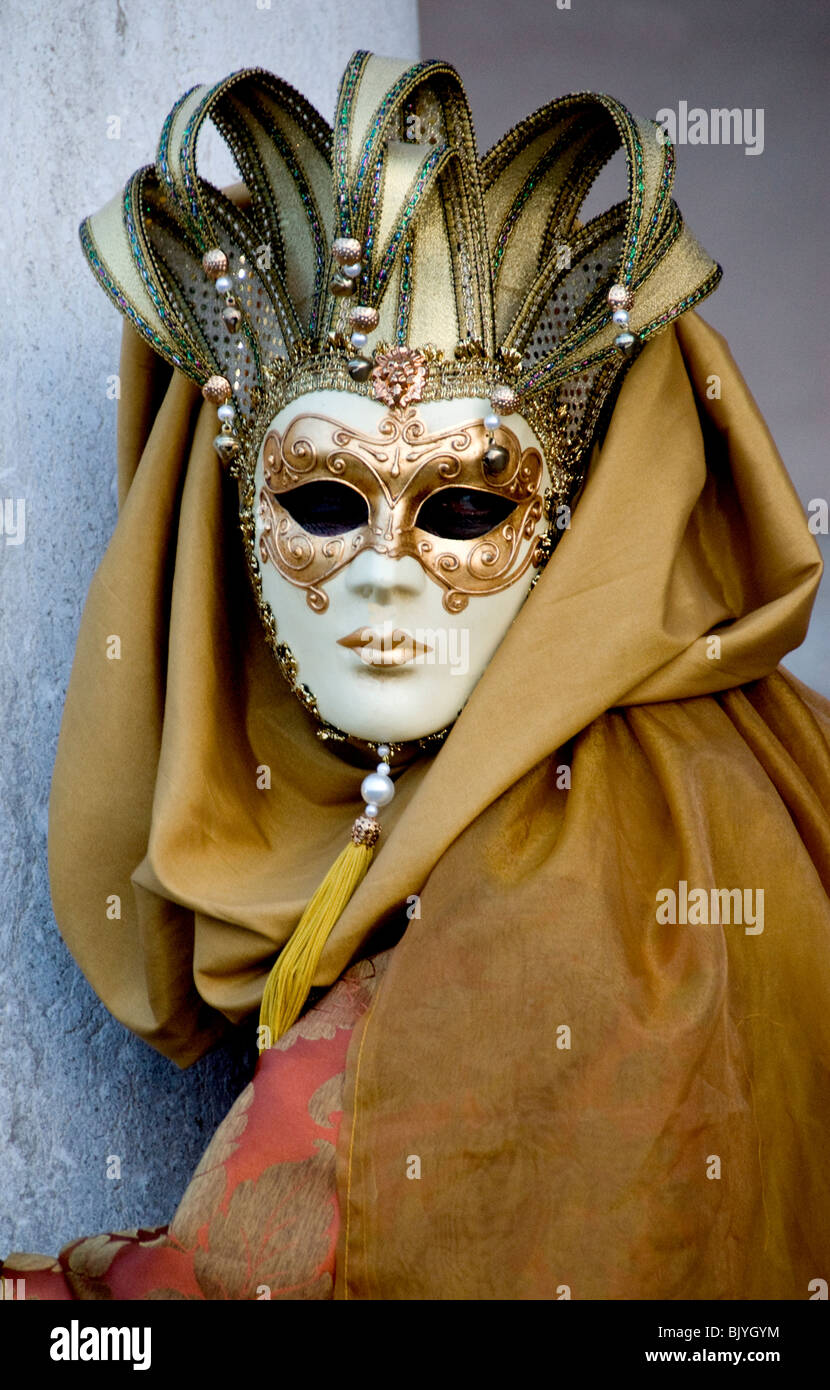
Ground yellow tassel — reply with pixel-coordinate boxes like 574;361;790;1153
258;837;374;1048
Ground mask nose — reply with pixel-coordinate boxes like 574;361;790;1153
345;547;427;604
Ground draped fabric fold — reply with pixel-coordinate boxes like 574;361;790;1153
336;670;830;1299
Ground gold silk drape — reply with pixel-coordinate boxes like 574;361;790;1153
48;309;830;1296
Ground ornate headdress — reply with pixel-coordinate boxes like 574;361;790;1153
79;52;721;1040
81;50;719;598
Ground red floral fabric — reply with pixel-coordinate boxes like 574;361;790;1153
1;955;385;1300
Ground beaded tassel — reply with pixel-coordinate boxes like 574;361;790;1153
258;746;394;1047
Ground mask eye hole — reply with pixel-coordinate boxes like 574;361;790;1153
275;481;369;537
416;487;516;541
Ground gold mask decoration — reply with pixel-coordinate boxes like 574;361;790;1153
257;409;545;614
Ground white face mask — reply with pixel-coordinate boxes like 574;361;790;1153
253;389;552;743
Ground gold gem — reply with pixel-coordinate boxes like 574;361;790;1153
371;346;428;408
490;384;518;415
202;375;232;403
332;237;362;265
349;305;379;331
607;283;634;312
352;815;380;847
202;248;228;280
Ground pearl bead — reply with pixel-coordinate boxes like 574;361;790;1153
350;331;368;348
217;403;235;422
484;412;500;432
376;762;390;776
615;331;636;353
377;744;391;758
612;308;629;326
361;772;394;807
364;802;379;818
215;275;232;293
343;262;362;279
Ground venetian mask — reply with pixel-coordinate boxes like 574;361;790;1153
253;388;553;742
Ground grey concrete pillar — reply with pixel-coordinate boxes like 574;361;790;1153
0;0;419;1257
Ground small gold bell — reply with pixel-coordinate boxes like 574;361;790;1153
348;356;372;382
483;444;510;476
213;434;240;466
330;271;355;297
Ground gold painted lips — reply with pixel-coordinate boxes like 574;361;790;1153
337;626;434;667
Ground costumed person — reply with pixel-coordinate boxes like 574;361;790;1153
3;52;829;1300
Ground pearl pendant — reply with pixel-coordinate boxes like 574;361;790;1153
360;771;394;807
